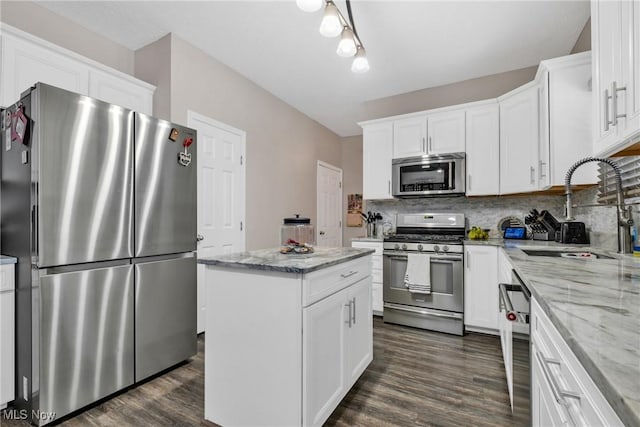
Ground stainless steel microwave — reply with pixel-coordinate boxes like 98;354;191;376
392;153;466;197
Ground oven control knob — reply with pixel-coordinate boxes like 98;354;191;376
433;245;440;252
401;244;407;250
443;245;449;252
394;244;400;250
417;244;423;251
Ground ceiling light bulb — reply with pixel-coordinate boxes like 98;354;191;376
296;0;323;13
351;47;370;73
336;27;357;57
319;2;342;37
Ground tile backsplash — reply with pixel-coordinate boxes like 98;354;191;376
366;187;629;251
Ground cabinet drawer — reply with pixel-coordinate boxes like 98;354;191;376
351;241;383;255
303;257;371;307
0;264;15;292
531;299;623;427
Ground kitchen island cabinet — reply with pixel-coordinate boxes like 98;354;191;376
199;247;373;427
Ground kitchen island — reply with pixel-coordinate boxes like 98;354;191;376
198;247;374;427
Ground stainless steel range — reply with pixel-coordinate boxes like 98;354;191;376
383;213;465;335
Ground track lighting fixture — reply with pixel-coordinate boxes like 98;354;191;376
297;0;369;73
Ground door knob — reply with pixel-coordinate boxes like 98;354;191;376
196;234;204;242
319;231;325;236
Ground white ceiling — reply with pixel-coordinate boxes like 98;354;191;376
37;0;590;136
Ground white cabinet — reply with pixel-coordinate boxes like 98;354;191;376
465;102;500;196
592;0;640;156
539;53;596;187
0;24;154;115
0;31;89;106
427;109;466;154
362;122;393;200
303;275;372;427
499;82;541;194
392;115;427;158
0;263;16;409
204;256;372;427
392;110;466;159
464;245;498;333
531;298;624;427
351;240;383;314
89;68;153;115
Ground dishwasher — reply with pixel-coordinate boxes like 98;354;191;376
499;269;531;424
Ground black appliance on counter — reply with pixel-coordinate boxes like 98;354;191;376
557;221;589;244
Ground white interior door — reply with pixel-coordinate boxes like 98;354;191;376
316;161;342;247
188;111;246;333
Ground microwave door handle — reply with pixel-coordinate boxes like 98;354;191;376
449;166;453;190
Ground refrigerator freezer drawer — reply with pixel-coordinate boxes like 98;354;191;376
134;113;197;257
39;263;134;422
135;256;197;382
36;84;134;267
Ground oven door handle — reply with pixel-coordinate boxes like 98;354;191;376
383;252;463;262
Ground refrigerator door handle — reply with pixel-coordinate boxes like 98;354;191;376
31;204;38;256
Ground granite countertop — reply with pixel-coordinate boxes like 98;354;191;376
497;242;640;426
0;255;17;265
198;247;375;274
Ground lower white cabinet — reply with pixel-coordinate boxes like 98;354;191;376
0;263;16;409
351;240;383;314
464;245;499;333
204;256;373;427
531;298;623;427
303;276;372;426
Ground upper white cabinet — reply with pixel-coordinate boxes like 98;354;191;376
499;82;541;194
362;122;394;200
539;53;596;187
427;109;466;154
592;0;640;156
466;102;500;196
392;115;427;158
392;109;466;159
0;24;154;114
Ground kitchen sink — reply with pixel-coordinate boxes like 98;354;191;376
521;249;615;260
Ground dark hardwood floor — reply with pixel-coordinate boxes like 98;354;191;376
1;317;528;427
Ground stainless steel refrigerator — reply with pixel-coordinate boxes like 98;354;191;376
1;83;197;425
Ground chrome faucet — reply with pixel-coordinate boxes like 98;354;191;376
565;157;633;254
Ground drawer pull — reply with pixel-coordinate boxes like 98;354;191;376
535;350;582;425
340;270;358;279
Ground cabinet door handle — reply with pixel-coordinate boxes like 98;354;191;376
530;166;535;184
340;270;358;279
539;161;546;179
468;174;472;191
612;81;627;126
428;136;432;153
351;297;356;324
388;180;391;195
345;301;352;328
604;88;612;131
466;251;470;269
422;137;426;153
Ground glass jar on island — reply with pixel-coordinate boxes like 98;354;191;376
281;214;315;253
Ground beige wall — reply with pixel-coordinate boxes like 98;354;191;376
152;35;343;250
0;1;134;74
340;136;364;244
571;18;591;54
134;35;172;121
360;66;538;122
